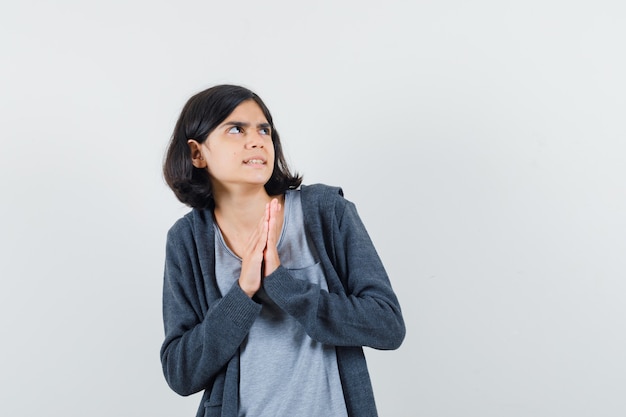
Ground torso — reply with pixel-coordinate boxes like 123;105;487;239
212;190;348;417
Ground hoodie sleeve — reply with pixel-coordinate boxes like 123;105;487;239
262;187;405;350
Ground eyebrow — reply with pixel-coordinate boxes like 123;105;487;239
221;121;271;129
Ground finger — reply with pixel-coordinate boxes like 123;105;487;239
239;204;270;296
243;203;269;252
269;199;281;239
264;199;282;276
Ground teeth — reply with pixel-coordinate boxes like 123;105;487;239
246;159;264;164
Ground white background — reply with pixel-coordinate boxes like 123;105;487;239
1;1;625;416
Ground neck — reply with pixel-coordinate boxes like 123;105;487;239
212;185;274;230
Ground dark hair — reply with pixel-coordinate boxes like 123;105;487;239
163;84;302;209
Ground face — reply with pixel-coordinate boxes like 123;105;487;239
188;99;275;191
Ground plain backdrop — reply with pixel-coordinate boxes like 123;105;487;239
1;1;625;416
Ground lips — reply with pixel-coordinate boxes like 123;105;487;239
243;157;266;165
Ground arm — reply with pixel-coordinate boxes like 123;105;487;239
160;219;261;396
262;193;405;350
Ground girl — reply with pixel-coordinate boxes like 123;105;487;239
160;84;405;417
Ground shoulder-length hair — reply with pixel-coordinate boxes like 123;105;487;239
163;84;302;209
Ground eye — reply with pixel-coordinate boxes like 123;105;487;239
228;126;243;134
259;127;271;136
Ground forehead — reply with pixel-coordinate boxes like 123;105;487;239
224;99;268;122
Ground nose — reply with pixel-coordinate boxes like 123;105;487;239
245;132;265;149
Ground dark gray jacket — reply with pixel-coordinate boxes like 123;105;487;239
161;184;405;417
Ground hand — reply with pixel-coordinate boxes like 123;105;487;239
238;206;270;297
263;198;282;277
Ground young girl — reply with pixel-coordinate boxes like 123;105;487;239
160;84;405;417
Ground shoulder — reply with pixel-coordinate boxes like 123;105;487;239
299;183;354;224
166;208;212;243
301;183;343;197
300;183;346;207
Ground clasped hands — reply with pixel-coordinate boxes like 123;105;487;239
238;198;282;298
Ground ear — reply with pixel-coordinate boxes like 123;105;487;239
187;139;207;168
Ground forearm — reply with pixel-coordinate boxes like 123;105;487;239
262;266;404;350
161;282;261;395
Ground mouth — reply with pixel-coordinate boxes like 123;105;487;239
243;158;266;165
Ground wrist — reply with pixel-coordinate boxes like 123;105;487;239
238;279;258;298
